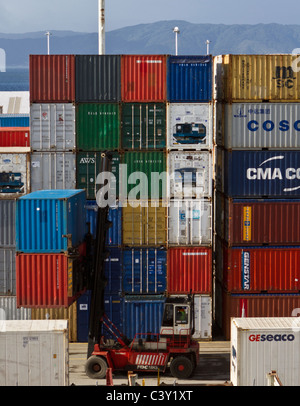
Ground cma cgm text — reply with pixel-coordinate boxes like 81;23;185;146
247;168;300;180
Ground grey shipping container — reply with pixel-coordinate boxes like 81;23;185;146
0;296;31;320
75;55;121;102
0;199;16;247
30;103;76;151
30;152;76;191
0;247;16;295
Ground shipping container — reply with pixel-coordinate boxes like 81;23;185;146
218;243;300;293
30;103;75;151
167;103;213;150
214;54;300;102
121;102;166;150
104;247;122;293
167;247;212;294
104;293;124;339
219;103;300;149
76;151;120;200
217;149;300;197
16;247;87;308
216;194;300;245
121;151;166;200
122;248;167;294
168;199;212;246
0;114;29;127
122;295;165;339
75;55;121;102
167;55;212;102
30;152;76;191
121;55;167;102
0;199;16;247
0;320;69;386
0;127;30;147
122;201;167;246
168;151;212;198
76;290;91;342
76;103;120;151
0;247;16;295
0;152;30;197
29;55;75;103
231;317;300;386
0;296;31;321
16;190;87;253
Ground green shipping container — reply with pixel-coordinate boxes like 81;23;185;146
76;103;120;151
76;151;120;199
121;151;166;200
121;103;166;150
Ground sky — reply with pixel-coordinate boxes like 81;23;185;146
1;0;300;33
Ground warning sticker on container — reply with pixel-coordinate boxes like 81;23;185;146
243;206;251;241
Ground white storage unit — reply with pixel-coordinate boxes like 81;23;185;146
0;320;69;386
231;317;300;386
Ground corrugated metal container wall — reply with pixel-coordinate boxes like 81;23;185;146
121;55;167;102
121;103;166;150
104;248;122;293
0;152;30;197
122;248;167;294
167;103;213;150
220;196;300;245
76;103;120;151
167;247;212;294
29;55;75;103
218;149;300;197
76;151;120;199
123;295;165;339
216;54;300;102
75;55;121;102
0;199;16;247
30;104;76;151
104;293;124;339
122;202;167;246
0;248;16;295
168;199;212;246
0;296;31;320
0;114;29;127
221;245;300;293
167;55;212;102
168;151;213;198
30;152;76;191
121;151;166;199
0;127;30;147
16;190;87;253
76;291;91;342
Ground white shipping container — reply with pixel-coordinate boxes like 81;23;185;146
30;103;76;151
0;152;30;197
0;296;31;321
220;103;300;149
30;151;76;191
167;103;213;150
231;317;300;386
168;199;212;246
168;151;212;198
0;320;69;386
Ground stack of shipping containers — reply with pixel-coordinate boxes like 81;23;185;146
214;54;300;339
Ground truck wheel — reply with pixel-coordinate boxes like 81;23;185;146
85;355;108;379
170;356;194;379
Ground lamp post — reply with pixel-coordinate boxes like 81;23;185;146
173;27;180;56
45;31;52;55
98;0;105;54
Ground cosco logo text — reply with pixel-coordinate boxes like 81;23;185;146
249;334;295;342
247;120;300;132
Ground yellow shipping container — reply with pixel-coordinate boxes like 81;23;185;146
122;200;167;246
215;54;300;102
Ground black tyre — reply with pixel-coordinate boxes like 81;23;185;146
85;355;108;379
170;356;194;379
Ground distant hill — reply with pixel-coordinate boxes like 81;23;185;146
1;20;300;68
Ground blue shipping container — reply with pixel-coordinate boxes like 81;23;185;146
77;290;91;342
16;189;87;252
167;55;212;102
0;114;29;127
223;150;300;198
104;247;122;293
123;295;165;340
104;293;124;339
122;248;167;294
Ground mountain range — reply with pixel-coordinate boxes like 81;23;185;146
1;20;300;68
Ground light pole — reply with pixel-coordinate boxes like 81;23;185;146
173;27;180;56
206;40;211;55
45;31;52;55
98;0;105;55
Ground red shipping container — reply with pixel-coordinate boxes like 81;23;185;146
29;55;75;103
121;55;167;102
224;197;300;246
221;244;300;293
0;127;30;147
16;246;87;308
167;247;212;294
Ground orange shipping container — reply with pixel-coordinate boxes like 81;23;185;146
121;55;167;102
